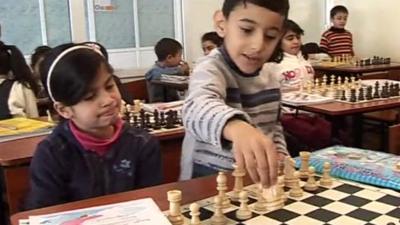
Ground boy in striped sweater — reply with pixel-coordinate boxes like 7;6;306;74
180;0;289;188
320;5;354;57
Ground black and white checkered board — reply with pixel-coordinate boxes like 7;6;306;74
177;177;400;225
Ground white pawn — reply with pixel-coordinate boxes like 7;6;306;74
299;151;311;179
304;166;318;191
210;196;227;225
320;162;333;186
289;171;303;198
216;172;230;209
189;203;202;225
236;191;252;220
231;164;246;201
167;190;184;225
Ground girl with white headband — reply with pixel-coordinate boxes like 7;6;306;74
24;43;162;210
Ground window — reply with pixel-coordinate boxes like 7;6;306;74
0;0;72;54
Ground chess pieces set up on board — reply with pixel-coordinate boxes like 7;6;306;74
355;56;391;67
301;75;400;103
165;152;333;225
121;100;182;132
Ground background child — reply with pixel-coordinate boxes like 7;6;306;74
270;20;314;92
0;41;39;119
201;31;223;56
25;43;162;210
270;20;331;155
31;45;52;115
145;38;189;103
319;5;354;57
180;0;289;187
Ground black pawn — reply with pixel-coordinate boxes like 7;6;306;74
373;81;380;98
153;110;161;130
366;86;373;100
340;90;347;101
358;88;365;101
350;89;357;102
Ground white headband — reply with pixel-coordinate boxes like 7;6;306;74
46;45;103;102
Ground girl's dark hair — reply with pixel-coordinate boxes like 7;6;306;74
222;0;289;18
201;32;223;46
0;41;40;96
31;45;52;69
270;20;305;63
40;43;113;106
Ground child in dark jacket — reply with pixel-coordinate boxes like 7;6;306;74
24;43;162;210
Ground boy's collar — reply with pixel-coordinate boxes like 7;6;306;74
219;45;261;77
329;27;346;33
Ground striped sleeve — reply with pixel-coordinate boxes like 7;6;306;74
182;69;250;148
272;123;288;155
319;32;329;54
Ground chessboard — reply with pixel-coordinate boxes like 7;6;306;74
166;176;400;225
302;75;400;104
313;55;391;68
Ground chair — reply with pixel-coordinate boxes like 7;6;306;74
388;123;400;155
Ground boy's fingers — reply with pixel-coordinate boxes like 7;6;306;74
266;143;278;186
243;151;259;184
253;143;270;187
233;147;245;172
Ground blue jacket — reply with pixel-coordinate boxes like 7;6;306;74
24;120;162;210
145;62;184;102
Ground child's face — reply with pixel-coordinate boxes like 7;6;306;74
166;51;183;67
331;12;348;29
281;30;302;56
57;64;122;137
202;40;218;56
215;3;284;74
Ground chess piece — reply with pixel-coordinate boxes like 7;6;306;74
189;203;202;225
153;109;161;130
284;156;297;188
349;89;357;102
231;164;246;201
299;151;311;179
288;171;303;198
358;87;365;101
304;166;318;191
340;89;347;101
320;162;333;186
167;190;184;225
216;172;230;209
366;86;373;100
263;185;284;211
236;191;252;220
277;176;287;202
133;99;141;113
373;81;380;99
254;184;267;211
210;196;227;225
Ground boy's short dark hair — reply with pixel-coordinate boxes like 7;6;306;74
201;32;223;47
222;0;289;18
330;5;348;18
154;38;183;61
31;45;52;68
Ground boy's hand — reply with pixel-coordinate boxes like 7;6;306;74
223;120;278;188
180;61;190;75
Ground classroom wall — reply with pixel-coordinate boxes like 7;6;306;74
332;0;400;62
182;0;223;65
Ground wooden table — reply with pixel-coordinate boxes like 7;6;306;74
313;63;400;78
283;98;400;147
151;79;189;91
0;127;184;224
11;175;239;225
